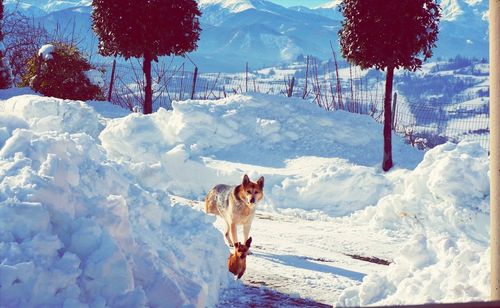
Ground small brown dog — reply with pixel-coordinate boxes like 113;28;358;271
228;237;252;279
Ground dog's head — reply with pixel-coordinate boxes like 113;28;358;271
238;174;264;207
234;237;252;259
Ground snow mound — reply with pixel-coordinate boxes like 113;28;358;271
0;94;228;307
0;95;103;138
100;93;421;215
338;141;489;306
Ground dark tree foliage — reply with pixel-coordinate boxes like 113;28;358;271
20;42;104;101
0;0;13;89
92;0;202;114
339;0;440;171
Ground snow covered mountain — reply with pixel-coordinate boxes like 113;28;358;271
195;0;342;70
5;0;90;15
7;0;489;71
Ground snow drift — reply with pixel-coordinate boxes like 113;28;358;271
338;141;489;306
99;93;422;216
0;94;228;307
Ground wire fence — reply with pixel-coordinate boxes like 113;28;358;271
100;61;490;150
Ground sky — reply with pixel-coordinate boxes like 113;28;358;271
268;0;330;8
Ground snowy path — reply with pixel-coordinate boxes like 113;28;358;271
172;197;408;307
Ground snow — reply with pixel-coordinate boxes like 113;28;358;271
315;0;341;9
38;44;55;61
0;90;228;307
339;141;489;306
84;69;105;89
0;88;490;306
198;0;255;13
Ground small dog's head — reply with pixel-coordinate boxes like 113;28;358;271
238;174;264;207
234;237;252;259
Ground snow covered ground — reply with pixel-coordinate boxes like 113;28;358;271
0;89;490;307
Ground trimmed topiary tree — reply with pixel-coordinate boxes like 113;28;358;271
338;0;440;171
91;0;202;114
0;0;13;89
20;42;104;100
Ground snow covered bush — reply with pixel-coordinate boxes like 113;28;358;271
20;42;104;100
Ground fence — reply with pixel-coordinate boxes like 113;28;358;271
98;60;490;150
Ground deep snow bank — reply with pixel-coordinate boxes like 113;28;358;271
338;141;490;306
0;94;228;307
100;93;422;215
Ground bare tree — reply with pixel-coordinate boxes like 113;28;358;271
3;10;49;83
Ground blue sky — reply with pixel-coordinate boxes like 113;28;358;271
268;0;331;8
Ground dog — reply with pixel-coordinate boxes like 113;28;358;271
228;237;252;279
205;174;264;247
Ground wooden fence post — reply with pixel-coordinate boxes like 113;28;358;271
391;92;398;130
303;55;309;99
191;66;198;100
288;76;295;97
245;62;248;93
107;56;116;102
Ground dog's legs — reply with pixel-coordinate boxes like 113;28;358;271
243;223;251;243
224;221;233;247
243;223;253;254
237;269;245;279
229;223;238;247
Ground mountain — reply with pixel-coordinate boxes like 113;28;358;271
5;0;90;15
195;0;342;70
6;0;490;72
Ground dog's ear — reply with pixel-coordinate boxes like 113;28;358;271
234;242;240;248
245;237;252;247
257;176;264;189
242;174;250;186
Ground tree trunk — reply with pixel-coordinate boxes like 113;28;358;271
382;66;394;172
143;52;153;114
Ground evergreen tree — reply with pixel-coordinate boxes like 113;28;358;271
0;0;13;89
91;0;201;114
338;0;440;171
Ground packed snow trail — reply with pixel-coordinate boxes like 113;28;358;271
172;197;406;306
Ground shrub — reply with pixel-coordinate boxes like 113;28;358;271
20;42;104;100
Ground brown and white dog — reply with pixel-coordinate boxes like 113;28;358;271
205;174;264;247
228;237;252;279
